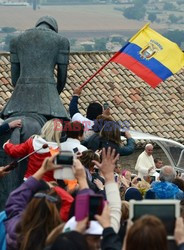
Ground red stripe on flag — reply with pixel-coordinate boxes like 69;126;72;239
112;52;162;88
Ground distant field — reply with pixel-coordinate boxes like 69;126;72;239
0;4;166;32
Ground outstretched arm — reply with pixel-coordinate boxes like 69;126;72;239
69;87;83;118
93;148;121;233
119;132;135;156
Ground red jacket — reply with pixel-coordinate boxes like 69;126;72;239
4;136;59;182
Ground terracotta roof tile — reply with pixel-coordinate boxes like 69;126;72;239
0;51;183;143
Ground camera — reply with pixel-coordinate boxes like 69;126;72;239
103;102;109;110
73;147;79;154
55;151;73;165
54;151;74;180
75;194;104;221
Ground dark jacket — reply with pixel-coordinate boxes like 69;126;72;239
0;123;10;136
101;227;121;250
4;177;45;250
82;133;135;156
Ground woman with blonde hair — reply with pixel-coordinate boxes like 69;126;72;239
4;119;62;181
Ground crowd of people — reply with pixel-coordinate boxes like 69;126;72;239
0;87;184;250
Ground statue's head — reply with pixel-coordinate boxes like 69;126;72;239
35;16;58;33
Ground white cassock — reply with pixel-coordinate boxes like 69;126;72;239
135;151;156;179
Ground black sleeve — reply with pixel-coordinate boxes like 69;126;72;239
0;123;10;136
69;96;79;118
178;243;184;250
101;227;122;250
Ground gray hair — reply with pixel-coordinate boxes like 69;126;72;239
159;165;176;182
145;143;153;149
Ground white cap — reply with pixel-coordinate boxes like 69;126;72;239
63;216;103;235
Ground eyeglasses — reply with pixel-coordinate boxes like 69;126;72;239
34;192;58;203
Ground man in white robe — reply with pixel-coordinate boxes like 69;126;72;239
135;144;159;179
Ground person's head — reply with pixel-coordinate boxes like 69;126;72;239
85;235;101;250
16;189;62;250
154;158;163;169
121;200;129;222
145;144;153;156
159;165;176;182
65;121;84;141
79;150;100;173
86;103;103;120
172;177;184;192
114;161;121;174
137;180;151;197
124;187;142;202
92;115;113;133
122;169;131;181
100;121;121;145
48;231;89;250
63;216;102;250
126;215;168;250
40;119;62;148
35;16;58;33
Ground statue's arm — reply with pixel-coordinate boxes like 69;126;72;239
56;37;70;94
10;37;20;87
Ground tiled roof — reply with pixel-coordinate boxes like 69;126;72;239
0;51;184;144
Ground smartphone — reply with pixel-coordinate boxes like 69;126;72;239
103;102;109;110
89;195;104;220
54;151;74;180
150;176;156;183
75;194;104;221
73;147;79;154
120;131;126;137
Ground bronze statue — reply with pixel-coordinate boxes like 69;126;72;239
1;16;70;120
0;16;70;210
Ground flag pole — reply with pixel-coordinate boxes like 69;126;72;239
80;51;120;89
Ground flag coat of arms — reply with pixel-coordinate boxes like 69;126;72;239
111;24;184;88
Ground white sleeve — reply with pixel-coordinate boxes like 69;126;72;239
105;182;121;233
71;113;94;130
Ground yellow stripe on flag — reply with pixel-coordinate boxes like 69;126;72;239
129;23;184;73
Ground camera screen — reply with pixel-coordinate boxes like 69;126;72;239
89;196;103;220
73;147;79;153
133;204;176;236
56;154;73;165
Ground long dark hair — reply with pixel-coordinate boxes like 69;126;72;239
16;189;62;250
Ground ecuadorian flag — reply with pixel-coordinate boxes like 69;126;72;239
111;24;184;88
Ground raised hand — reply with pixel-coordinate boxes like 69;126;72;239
93;147;119;181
